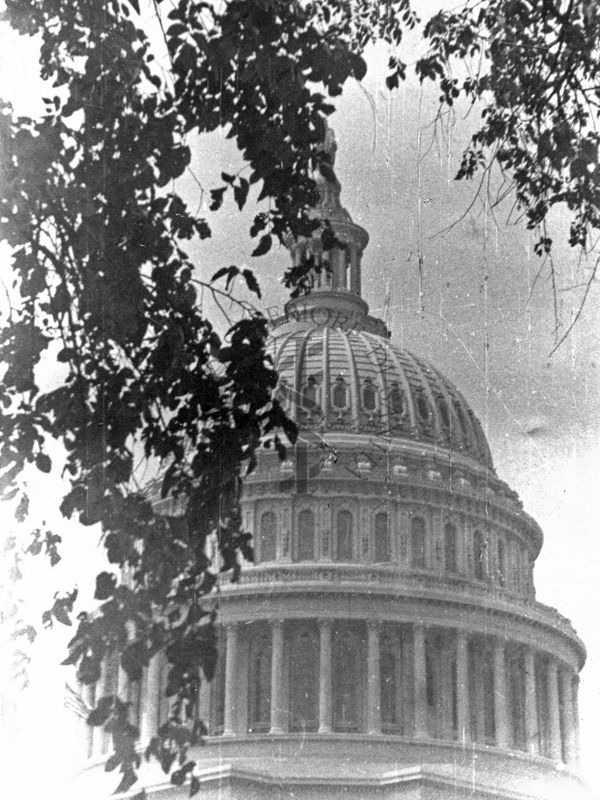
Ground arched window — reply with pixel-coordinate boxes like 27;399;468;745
437;397;450;428
289;627;318;732
473;530;485;580
259;511;277;562
303;376;319;409
275;378;292;411
411;517;426;568
497;539;506;586
297;509;315;561
335;510;353;562
332;375;348;408
444;523;457;573
362;378;377;410
248;629;271;732
388;381;405;416
453;401;471;446
333;627;361;732
416;392;431;422
374;512;391;562
380;632;400;732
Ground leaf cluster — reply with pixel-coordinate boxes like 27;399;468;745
0;0;417;792
416;0;600;338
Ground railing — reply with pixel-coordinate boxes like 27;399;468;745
220;563;580;641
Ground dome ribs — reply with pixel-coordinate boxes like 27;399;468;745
381;341;419;437
270;320;495;469
355;331;388;428
339;328;361;429
321;326;331;428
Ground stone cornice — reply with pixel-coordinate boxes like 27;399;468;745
214;564;584;668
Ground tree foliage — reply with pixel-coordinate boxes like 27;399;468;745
416;0;600;344
0;0;415;791
1;0;598;792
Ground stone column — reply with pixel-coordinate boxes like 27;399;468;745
90;661;104;758
560;669;576;766
456;632;470;744
547;660;562;761
270;620;286;734
493;639;509;748
140;655;161;745
223;623;238;736
524;649;538;755
82;682;95;758
413;624;428;739
440;638;454;739
473;647;485;742
573;676;581;766
197;664;212;735
367;620;381;734
318;619;333;733
349;247;361;295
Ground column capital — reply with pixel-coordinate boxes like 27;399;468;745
317;617;333;629
366;619;380;633
270;618;285;631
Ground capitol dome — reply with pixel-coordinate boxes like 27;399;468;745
270;319;493;466
76;132;586;800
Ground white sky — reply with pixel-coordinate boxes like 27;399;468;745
0;6;599;800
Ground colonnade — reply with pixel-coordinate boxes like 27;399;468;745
206;619;579;767
85;618;580;771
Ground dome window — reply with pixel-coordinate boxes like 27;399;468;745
497;539;506;587
297;509;315;561
275;377;292;411
437;397;450;428
444;523;458;573
416;392;431;422
335;510;354;562
259;511;277;562
388;382;406;416
411;517;426;568
473;530;485;580
362;378;377;411
301;375;320;413
332;375;348;409
374;512;391;562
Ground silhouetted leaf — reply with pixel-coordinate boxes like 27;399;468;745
251;234;272;257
